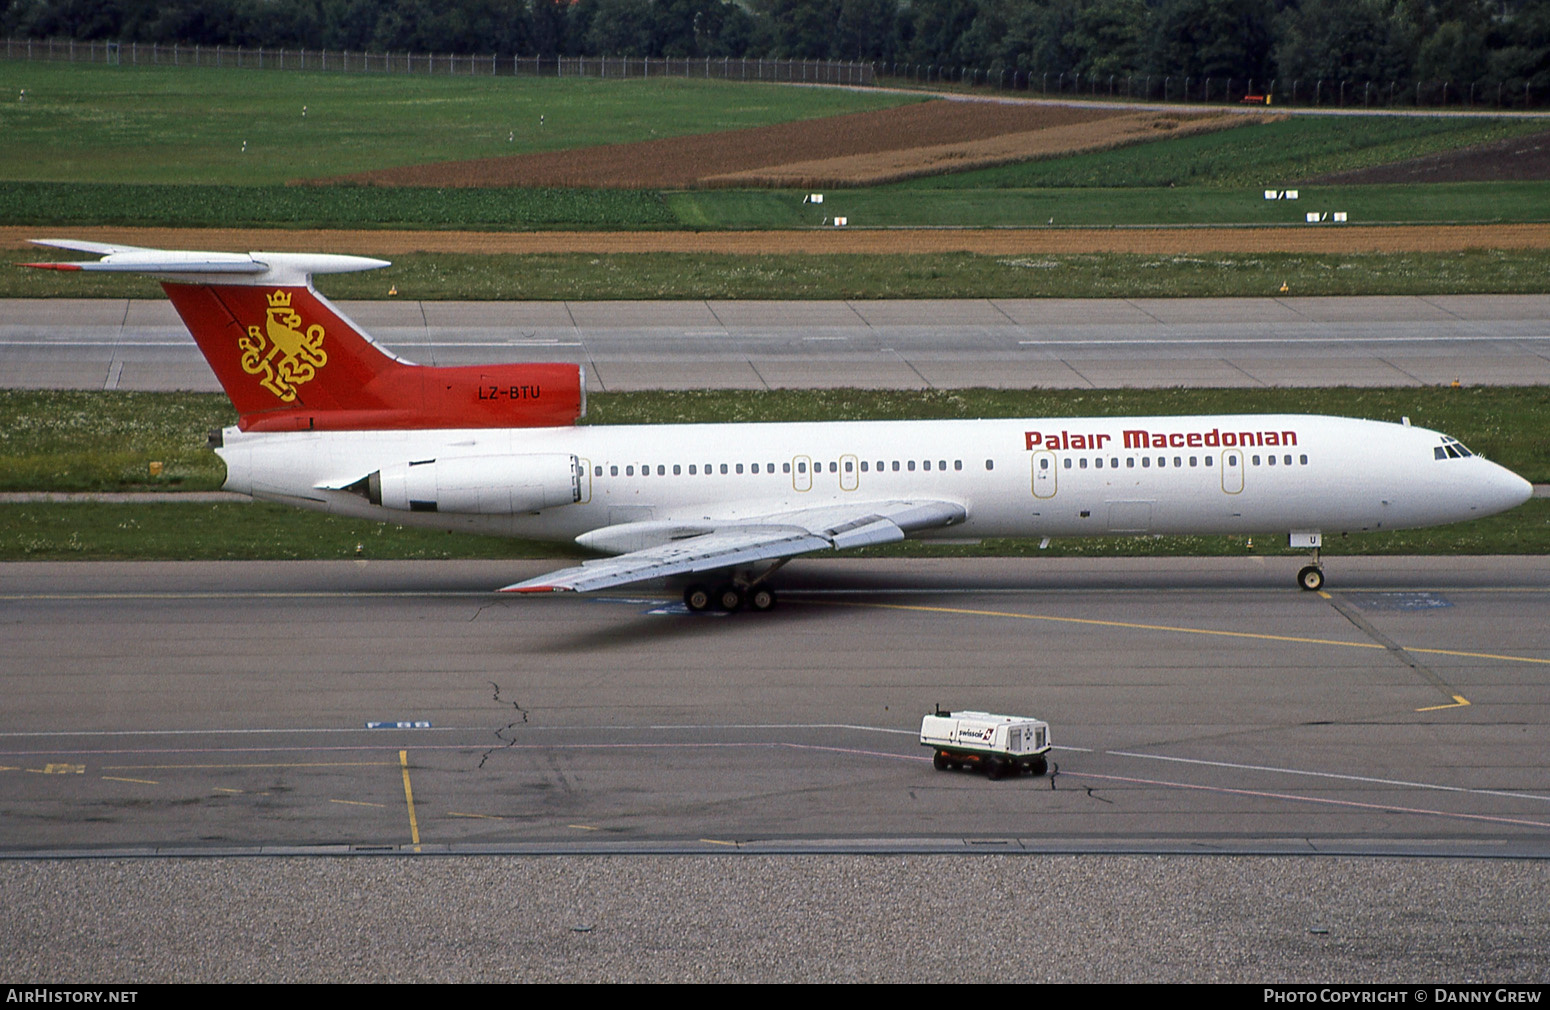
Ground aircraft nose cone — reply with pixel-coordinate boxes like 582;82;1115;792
1487;463;1534;512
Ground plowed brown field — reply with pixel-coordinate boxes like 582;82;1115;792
325;100;1248;189
9;224;1550;255
1304;128;1550;184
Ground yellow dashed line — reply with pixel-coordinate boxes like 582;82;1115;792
568;823;600;831
102;776;158;785
331;798;387;808
449;811;503;820
698;838;739;847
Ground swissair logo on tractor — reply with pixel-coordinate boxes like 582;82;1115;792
239;289;328;402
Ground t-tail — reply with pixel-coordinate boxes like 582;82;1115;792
25;239;585;432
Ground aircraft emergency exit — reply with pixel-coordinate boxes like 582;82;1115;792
29;239;1533;611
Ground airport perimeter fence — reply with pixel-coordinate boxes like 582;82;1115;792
7;37;1537;108
1;37;877;86
878;64;1546;110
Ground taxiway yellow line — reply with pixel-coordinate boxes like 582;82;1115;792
400;750;421;850
825;600;1550;666
1416;695;1473;712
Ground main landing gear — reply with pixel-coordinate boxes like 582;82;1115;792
683;581;777;613
682;562;787;614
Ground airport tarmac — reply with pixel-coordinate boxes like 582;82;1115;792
4;294;1550;390
8;556;1550;980
5;556;1548;857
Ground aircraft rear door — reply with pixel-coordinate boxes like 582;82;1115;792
840;454;859;491
793;455;813;493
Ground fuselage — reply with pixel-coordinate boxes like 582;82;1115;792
218;412;1533;550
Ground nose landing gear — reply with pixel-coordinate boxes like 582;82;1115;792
1297;544;1324;591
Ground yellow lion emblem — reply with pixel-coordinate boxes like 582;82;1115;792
239;290;327;401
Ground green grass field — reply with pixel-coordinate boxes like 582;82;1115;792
0;61;921;184
8;248;1550;301
2;60;1546;236
896;115;1548;189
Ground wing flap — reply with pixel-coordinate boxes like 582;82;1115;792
501;498;965;594
503;528;831;594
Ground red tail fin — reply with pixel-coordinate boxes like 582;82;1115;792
163;283;583;432
27;240;584;432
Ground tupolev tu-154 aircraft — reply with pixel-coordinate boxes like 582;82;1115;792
29;239;1533;611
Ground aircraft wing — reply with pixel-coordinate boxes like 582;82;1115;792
501;499;966;594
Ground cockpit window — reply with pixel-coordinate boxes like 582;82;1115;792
1436;437;1474;460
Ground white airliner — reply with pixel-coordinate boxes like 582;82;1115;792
30;240;1533;610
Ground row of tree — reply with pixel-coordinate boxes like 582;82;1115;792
4;0;1548;91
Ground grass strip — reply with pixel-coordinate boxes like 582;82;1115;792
4;386;1546;493
667;182;1550;229
3;498;1544;562
7;179;1549;231
7;249;1550;301
0;182;677;230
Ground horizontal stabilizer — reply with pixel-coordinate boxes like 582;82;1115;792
26;239;388;285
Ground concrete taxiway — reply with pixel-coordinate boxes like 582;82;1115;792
4;556;1547;857
4;294;1550;391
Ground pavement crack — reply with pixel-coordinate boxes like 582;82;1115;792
478;680;530;769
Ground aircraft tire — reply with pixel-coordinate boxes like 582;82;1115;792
715;584;744;612
1297;565;1325;592
684;584;712;612
748;587;776;612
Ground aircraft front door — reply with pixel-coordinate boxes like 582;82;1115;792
1221;449;1244;494
1031;450;1057;499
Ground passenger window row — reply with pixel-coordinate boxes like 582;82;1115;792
594;459;972;477
1043;454;1310;470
